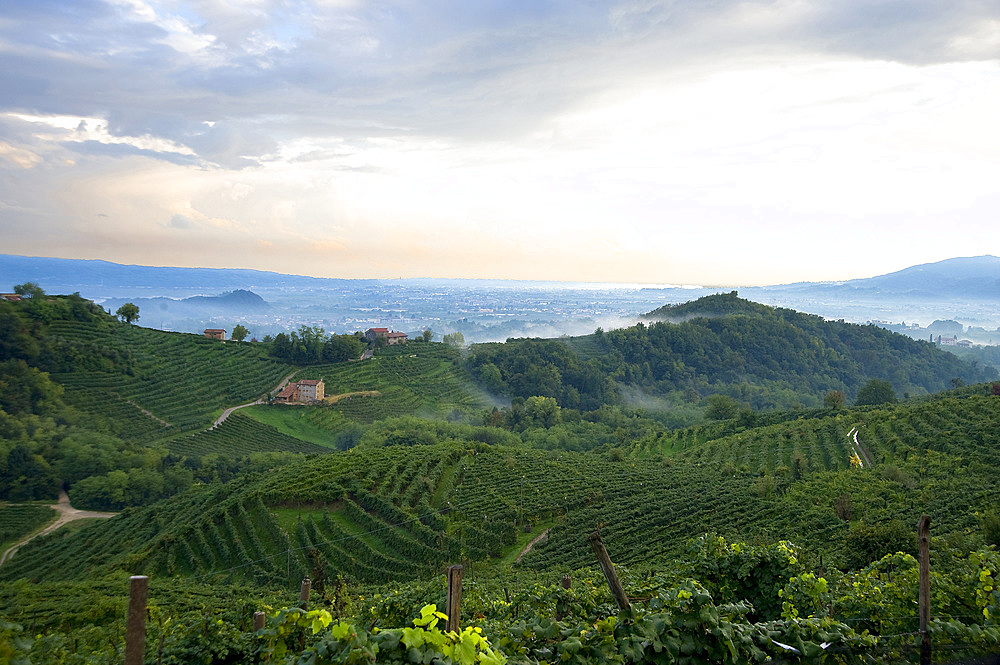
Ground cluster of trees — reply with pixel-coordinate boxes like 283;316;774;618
265;326;366;364
467;292;994;415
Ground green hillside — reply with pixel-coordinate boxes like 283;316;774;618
46;318;295;438
6;384;999;585
3;292;1000;663
468;291;995;412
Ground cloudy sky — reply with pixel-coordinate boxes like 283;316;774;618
1;1;998;284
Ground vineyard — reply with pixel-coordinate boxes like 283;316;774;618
0;504;56;551
5;382;1000;583
46;320;295;439
3;294;1000;663
298;344;495;422
167;412;332;458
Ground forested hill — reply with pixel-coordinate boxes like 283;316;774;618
467;292;995;411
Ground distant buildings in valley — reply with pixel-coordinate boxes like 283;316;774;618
868;319;995;347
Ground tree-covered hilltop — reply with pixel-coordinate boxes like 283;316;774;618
467;292;994;411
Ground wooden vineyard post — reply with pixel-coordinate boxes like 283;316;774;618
300;577;311;610
589;531;630;611
918;515;931;665
124;575;149;665
446;565;463;633
254;612;266;631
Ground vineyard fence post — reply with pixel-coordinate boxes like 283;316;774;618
300;577;311;610
589;531;630;611
124;575;149;665
918;515;931;665
446;564;463;633
254;612;266;631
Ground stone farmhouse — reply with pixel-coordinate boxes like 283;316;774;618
274;379;325;403
204;328;226;340
364;327;408;345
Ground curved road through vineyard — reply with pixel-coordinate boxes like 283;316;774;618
0;491;117;566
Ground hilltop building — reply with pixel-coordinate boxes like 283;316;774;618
204;328;226;340
365;327;408;345
274;379;325;403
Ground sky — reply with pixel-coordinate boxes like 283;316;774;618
1;1;999;285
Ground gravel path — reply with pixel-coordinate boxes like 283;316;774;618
0;490;117;566
209;370;300;429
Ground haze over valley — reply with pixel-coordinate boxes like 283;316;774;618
3;254;999;348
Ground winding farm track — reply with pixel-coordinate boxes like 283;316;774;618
0;491;117;566
209;370;300;429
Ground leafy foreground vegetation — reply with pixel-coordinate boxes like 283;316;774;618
2;534;998;664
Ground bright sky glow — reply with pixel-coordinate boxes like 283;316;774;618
1;1;998;284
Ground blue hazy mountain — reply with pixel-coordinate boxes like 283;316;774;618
750;255;1000;300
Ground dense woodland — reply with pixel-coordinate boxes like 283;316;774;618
1;288;999;663
467;292;994;414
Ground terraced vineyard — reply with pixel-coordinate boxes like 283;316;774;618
0;446;514;585
0;504;57;549
305;345;492;420
12;381;998;584
167;412;332;458
46;320;295;440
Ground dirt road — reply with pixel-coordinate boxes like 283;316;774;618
0;491;117;566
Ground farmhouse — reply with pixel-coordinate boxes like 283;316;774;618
0;294;22;302
365;327;409;345
274;379;325;403
204;328;226;340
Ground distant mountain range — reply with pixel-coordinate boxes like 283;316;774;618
2;253;998;339
750;255;1000;300
2;253;998;299
0;254;359;296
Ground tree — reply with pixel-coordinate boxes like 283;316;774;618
421;330;433;342
13;282;44;299
231;324;250;342
823;390;846;410
854;379;896;406
442;331;465;347
704;394;739;420
115;302;140;324
523;395;561;428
